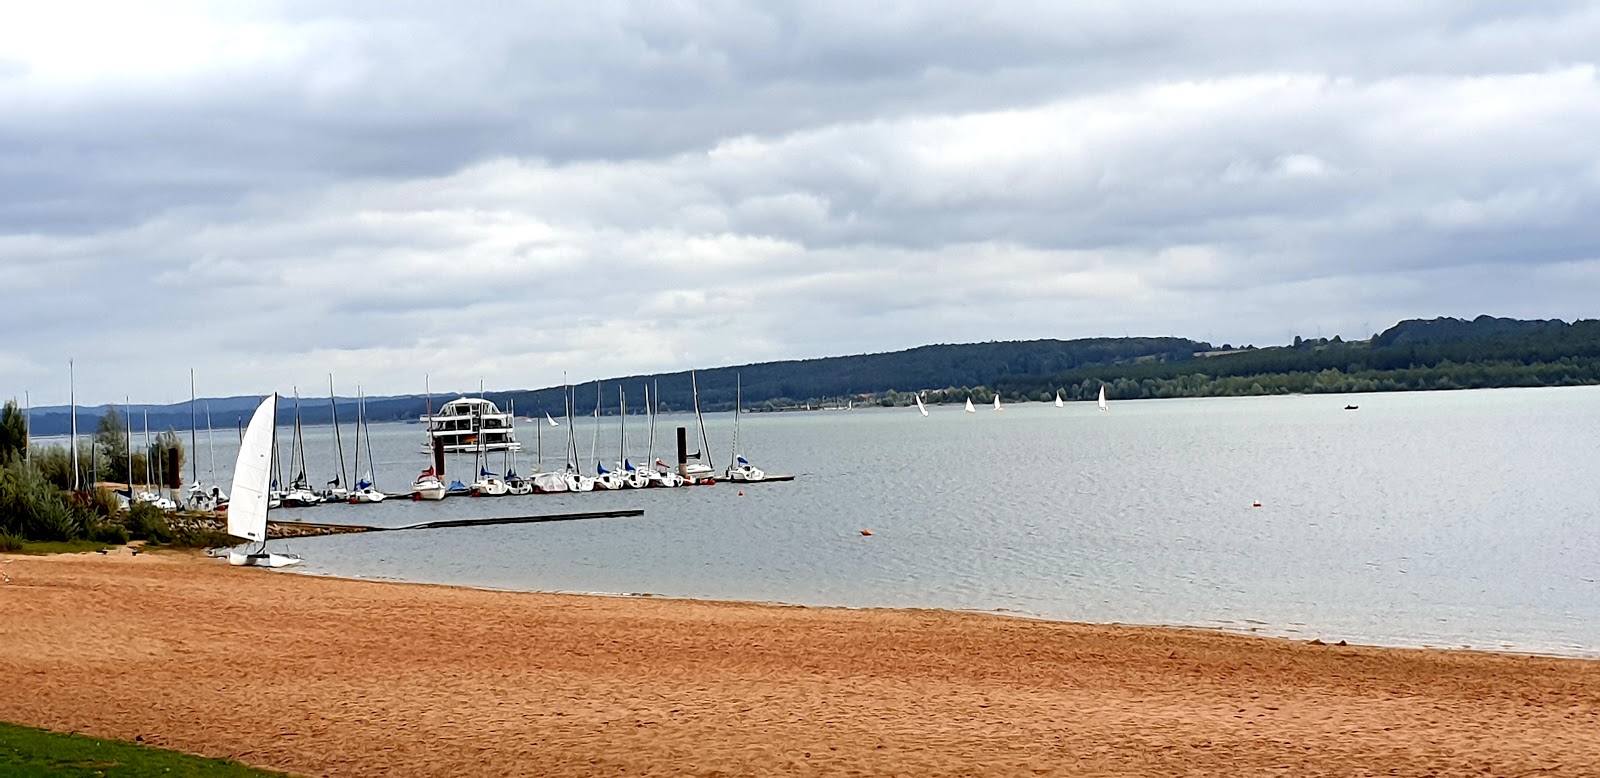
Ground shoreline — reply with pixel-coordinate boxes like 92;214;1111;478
5;550;1599;776
280;562;1600;662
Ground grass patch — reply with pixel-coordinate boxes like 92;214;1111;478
7;539;115;555
0;722;288;776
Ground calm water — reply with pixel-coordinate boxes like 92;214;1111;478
124;387;1600;655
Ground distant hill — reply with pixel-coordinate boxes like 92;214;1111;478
19;315;1600;438
20;336;1206;435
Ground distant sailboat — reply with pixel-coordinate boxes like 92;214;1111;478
227;394;303;568
545;412;560;427
993;395;1004;412
915;393;929;417
1098;385;1110;412
964;397;976;413
1054;391;1064;408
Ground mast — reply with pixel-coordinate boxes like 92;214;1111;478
69;359;79;491
535;398;543;472
645;382;655;469
351;384;362;490
205;403;216;483
124;398;132;491
564;375;578;472
618;386;625;470
729;373;741;468
691;370;714;471
362;388;377;490
329;374;348;492
507;399;515;474
22;390;29;465
143;409;152;490
291;388;307;488
590;382;602;474
190;369;199;489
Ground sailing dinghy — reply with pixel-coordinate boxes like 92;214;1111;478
1054;391;1064;408
227;394;303;568
1098;385;1110;412
915;393;929;417
964;397;976;413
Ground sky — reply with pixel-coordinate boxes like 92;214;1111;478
5;1;1600;405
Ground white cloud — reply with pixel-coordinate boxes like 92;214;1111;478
3;2;1599;404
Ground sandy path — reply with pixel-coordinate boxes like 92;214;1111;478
2;552;1598;777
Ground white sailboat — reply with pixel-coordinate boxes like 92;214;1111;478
725;374;766;482
964;397;976;413
545;412;559;427
561;379;596;493
227;394;303;568
1098;385;1110;412
915;393;929;417
1054;391;1064;408
349;387;386;504
644;381;685;488
993;394;1004;412
683;370;716;482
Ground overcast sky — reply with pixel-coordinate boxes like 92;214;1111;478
5;1;1599;405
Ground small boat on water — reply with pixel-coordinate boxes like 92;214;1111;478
1098;385;1110;412
993;394;1004;412
226;393;303;568
411;466;447;501
1344;404;1359;411
915;393;929;417
964;397;976;413
1054;391;1064;408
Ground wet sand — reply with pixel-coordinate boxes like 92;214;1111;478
2;551;1598;777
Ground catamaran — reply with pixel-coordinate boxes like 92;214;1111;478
227;394;303;568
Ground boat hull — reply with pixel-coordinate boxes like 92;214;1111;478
227;551;303;568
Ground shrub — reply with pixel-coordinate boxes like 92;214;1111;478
0;532;21;552
123;502;172;544
0;460;85;541
88;521;131;545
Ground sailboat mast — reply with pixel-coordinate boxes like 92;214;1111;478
69;359;79;491
190;369;199;488
351;384;362;488
292;389;307;486
730;373;741;467
124;398;132;491
565;379;579;471
22;390;29;465
362;389;377;489
691;370;714;471
329;374;348;491
206;404;216;481
590;383;601;473
143;409;152;489
645;383;655;467
618;386;625;469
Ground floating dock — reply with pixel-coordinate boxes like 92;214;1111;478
265;509;645;540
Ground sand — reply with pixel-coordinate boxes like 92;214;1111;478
2;552;1598;777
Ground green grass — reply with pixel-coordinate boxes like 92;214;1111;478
0;722;289;777
7;539;115;555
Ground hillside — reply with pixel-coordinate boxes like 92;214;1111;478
19;315;1600;436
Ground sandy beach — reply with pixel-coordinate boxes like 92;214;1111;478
2;552;1598;777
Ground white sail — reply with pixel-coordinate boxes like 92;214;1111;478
1097;385;1109;412
915;393;929;417
227;394;277;543
1054;391;1064;408
546;412;559;427
964;397;976;413
993;395;1003;412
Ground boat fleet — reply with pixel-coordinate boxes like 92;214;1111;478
242;371;771;509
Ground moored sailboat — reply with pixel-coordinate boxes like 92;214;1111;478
725;373;766;482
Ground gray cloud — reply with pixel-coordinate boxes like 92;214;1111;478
3;1;1599;404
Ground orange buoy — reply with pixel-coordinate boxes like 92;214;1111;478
860;529;873;536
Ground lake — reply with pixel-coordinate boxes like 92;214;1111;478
98;386;1600;656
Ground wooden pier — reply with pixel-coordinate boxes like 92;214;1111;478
265;509;645;540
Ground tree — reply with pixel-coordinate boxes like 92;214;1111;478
0;399;26;463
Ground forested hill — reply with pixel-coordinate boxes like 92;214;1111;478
20;315;1600;435
990;315;1600;404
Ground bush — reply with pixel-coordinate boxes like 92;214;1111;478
0;532;21;552
88;521;131;545
123;502;172;544
0;460;85;541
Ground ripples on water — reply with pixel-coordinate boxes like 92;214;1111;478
177;386;1600;655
